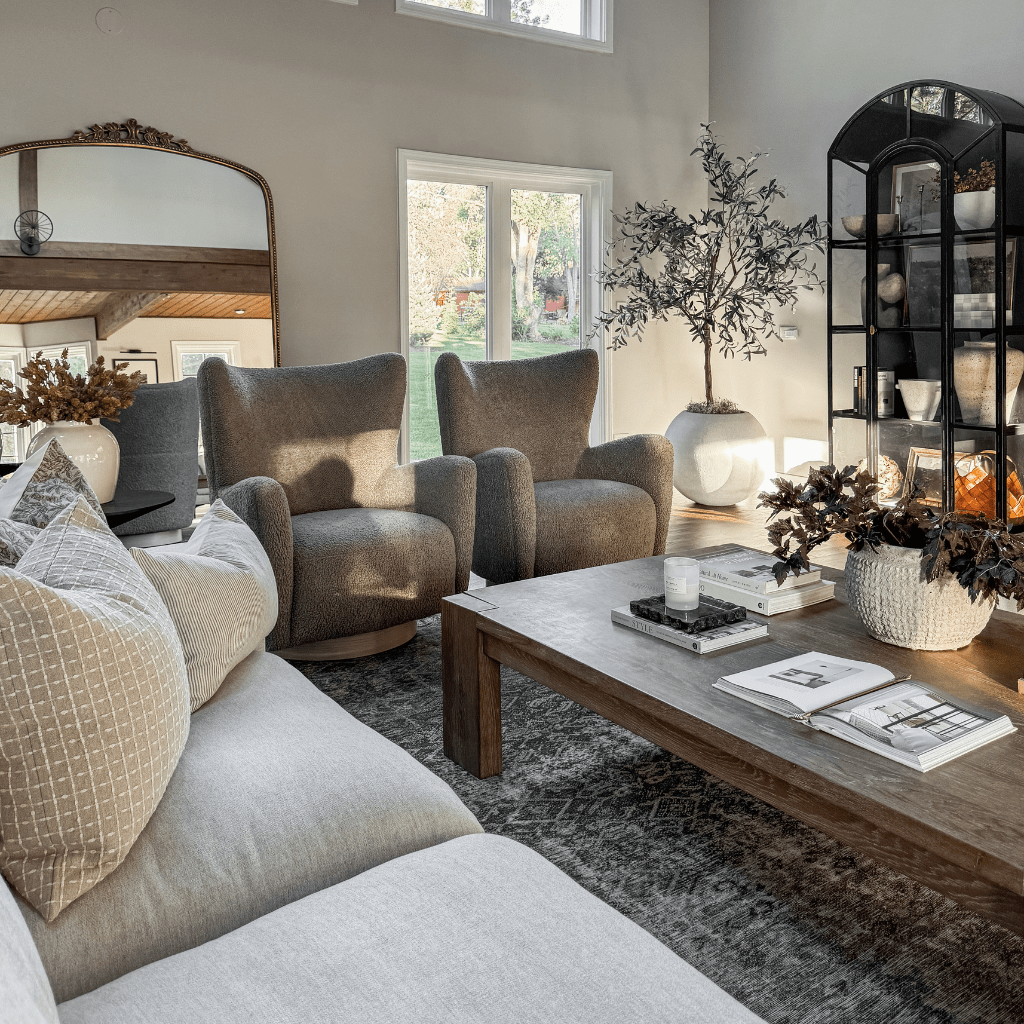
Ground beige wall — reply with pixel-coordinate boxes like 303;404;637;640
101;317;275;384
709;0;1024;471
0;0;710;441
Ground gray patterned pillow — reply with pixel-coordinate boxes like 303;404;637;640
0;518;42;567
0;440;103;529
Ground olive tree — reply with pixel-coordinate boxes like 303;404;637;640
593;124;827;412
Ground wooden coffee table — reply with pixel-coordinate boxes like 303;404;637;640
441;548;1024;935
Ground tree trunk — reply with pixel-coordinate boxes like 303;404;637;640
703;328;714;407
564;262;577;322
511;218;541;340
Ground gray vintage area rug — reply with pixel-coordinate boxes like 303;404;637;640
297;615;1021;1024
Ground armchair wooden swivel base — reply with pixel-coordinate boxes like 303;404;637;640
197;354;476;660
434;348;674;585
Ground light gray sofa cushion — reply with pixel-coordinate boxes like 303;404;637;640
0;879;58;1024
20;650;482;1002
289;507;455;645
57;834;765;1024
533;479;656;578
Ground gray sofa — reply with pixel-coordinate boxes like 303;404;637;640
3;648;765;1023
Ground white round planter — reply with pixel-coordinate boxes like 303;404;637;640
664;410;770;506
845;544;994;651
27;420;120;503
953;188;995;231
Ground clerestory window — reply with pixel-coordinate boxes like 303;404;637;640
396;0;612;53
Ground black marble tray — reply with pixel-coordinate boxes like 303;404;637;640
629;594;746;634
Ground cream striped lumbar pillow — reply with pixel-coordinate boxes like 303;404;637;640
132;499;278;712
0;497;190;922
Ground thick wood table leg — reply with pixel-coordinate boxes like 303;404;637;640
442;593;502;778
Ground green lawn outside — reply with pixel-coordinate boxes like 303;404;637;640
409;331;576;461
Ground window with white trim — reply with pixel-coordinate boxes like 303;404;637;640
399;150;612;463
396;0;612;53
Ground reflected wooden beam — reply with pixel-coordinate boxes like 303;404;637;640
95;291;169;340
18;151;37;213
0;257;271;294
0;241;269;265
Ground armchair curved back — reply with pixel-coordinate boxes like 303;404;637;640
434;348;598;481
197;354;407;516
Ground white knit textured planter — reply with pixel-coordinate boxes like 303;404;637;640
845;544;994;651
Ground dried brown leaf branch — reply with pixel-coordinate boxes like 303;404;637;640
0;349;143;427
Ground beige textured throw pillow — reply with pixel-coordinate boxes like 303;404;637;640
132;499;278;712
0;439;104;528
0;497;190;922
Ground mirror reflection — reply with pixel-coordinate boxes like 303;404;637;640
0;142;276;463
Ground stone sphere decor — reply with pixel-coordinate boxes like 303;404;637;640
845;544;995;651
665;410;771;506
953;340;1024;427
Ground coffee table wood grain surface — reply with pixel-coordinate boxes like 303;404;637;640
441;547;1024;935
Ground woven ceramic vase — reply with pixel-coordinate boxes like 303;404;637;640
845;544;994;651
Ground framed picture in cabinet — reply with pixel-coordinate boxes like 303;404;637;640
892;160;941;233
902;446;944;505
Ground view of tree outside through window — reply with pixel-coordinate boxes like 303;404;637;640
406;180;583;460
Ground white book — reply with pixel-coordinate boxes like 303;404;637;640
699;577;835;615
611;606;768;654
712;652;1016;771
698;547;822;595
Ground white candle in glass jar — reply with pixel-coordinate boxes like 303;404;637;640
664;557;700;611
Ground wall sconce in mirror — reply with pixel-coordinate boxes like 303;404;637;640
14;210;53;255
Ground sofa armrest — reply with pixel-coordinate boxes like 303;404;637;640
374;457;477;593
471;448;536;584
218;477;294;650
576;435;674;555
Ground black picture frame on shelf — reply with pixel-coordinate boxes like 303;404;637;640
892;160;941;233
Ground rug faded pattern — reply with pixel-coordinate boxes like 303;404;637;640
297;615;1021;1024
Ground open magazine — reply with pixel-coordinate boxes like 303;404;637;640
713;652;1016;771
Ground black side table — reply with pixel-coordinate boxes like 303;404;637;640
1;464;174;530
102;490;175;530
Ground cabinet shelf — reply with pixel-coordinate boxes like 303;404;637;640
828;78;1024;522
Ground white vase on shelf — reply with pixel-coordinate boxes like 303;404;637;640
953;340;1024;427
953;188;996;231
26;420;120;503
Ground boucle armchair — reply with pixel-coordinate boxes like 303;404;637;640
105;379;200;545
197;354;476;659
434;348;674;584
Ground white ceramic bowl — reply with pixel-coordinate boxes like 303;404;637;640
896;379;941;421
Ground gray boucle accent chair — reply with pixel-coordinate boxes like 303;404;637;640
196;354;476;659
434;348;674;584
105;379;200;545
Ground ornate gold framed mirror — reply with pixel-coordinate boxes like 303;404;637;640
0;120;279;461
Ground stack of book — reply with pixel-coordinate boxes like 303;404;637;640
697;546;835;614
611;595;768;655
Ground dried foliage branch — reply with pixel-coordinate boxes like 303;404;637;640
0;349;143;427
759;464;1024;608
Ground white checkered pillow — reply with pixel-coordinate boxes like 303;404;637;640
0;497;189;922
132;499;278;711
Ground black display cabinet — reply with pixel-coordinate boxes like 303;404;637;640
828;80;1024;525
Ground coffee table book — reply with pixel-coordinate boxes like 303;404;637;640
611;606;768;654
698;546;823;595
714;652;1016;771
699;577;835;614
